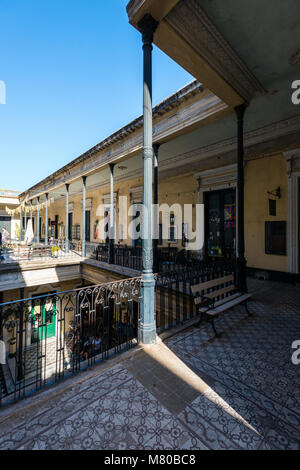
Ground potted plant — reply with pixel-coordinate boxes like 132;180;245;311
51;246;61;258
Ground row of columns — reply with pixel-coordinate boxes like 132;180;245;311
19;197;42;244
17;13;247;347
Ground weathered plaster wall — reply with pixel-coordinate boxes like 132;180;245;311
245;154;287;272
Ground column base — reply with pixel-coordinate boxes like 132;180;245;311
139;274;156;344
236;257;248;293
138;322;157;345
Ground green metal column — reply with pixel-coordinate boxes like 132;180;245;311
24;204;27;233
45;193;49;246
235;104;247;293
81;177;86;257
137;14;158;344
65;185;69;253
153;143;160;274
36;197;40;244
109;164;115;264
19;207;22;241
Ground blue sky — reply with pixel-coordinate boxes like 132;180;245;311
0;0;193;192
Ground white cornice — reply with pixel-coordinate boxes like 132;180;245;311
166;0;265;101
21;92;227;201
26;115;300;203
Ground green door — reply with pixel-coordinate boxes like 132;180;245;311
31;298;56;343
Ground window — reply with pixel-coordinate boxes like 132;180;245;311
269;199;276;217
72;225;81;240
85;211;91;242
68;213;73;241
265;221;286;256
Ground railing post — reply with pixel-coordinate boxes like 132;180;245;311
81;176;87;257
65;185;69;253
109;164;115;265
36;197;40;245
235;104;247;293
138;14;158;345
45;193;49;246
153;143;160;274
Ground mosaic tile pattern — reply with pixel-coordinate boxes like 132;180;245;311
167;279;300;450
0;363;206;451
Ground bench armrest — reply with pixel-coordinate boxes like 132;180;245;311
200;295;215;309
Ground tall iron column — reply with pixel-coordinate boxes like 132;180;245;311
81;177;87;257
45;193;49;246
65;185;69;253
235;104;247;292
153;143;160;274
36;197;40;244
19;207;22;241
109;164;115;264
137;14;158;344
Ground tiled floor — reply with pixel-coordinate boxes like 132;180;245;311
0;278;299;450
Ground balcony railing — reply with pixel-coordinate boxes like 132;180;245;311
0;240;81;264
0;277;141;407
0;260;234;406
90;243;202;272
155;260;235;333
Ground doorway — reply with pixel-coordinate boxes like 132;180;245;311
31;295;57;343
205;188;236;259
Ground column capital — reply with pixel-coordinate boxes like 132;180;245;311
153;143;160;154
138;14;158;47
234;103;247;122
45;192;49;199
65;183;69;191
109;163;115;173
143;146;154;160
82;176;87;185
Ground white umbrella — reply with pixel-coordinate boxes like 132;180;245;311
24;219;34;245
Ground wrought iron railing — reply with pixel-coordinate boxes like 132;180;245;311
114;245;143;271
93;243;197;272
0;277;141;407
0;240;80;264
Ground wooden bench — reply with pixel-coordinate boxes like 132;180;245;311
191;274;252;337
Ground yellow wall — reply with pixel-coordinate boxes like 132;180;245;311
41;155;288;272
245;154;287;272
43;173;197;250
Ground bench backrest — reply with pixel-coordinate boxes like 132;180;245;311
191;274;236;305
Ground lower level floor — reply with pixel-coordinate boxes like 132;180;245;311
0;278;299;450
